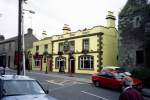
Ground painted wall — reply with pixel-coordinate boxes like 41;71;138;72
102;28;118;66
31;11;118;74
52;25;118;74
32;38;52;71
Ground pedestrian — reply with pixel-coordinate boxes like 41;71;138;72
119;76;144;100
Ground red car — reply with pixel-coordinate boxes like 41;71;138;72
92;70;142;91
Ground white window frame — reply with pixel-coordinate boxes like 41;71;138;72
79;56;93;70
35;59;41;67
56;57;66;68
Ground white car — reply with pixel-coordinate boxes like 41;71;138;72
0;67;5;75
0;75;57;100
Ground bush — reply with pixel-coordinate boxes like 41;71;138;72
131;67;150;88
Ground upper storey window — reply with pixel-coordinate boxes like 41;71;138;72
36;46;39;52
83;39;89;51
58;42;64;52
133;16;142;28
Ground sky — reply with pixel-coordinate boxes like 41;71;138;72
0;0;128;39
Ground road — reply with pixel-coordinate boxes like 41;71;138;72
6;69;120;100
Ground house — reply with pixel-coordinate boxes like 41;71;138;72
52;11;118;74
31;36;53;72
0;28;38;69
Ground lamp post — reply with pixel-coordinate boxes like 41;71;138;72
17;0;23;75
43;51;49;74
21;6;35;75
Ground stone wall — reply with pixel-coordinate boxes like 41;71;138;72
118;0;150;67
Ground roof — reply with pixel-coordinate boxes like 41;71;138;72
0;36;17;44
0;75;35;81
0;33;38;44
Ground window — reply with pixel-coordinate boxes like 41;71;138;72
58;42;64;52
69;41;75;52
36;46;39;52
133;16;141;28
136;50;144;64
35;59;41;67
83;39;89;51
64;41;69;52
9;43;11;49
79;55;94;70
55;57;66;69
44;44;48;51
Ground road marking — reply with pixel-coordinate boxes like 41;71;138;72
50;84;76;92
46;79;84;86
81;91;109;100
46;80;64;86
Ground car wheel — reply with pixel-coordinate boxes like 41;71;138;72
94;81;100;87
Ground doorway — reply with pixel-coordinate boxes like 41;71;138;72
69;58;75;73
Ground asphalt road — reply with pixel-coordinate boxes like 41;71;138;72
6;70;120;100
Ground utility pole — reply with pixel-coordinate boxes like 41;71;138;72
17;0;23;75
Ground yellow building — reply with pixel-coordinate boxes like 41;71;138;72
52;11;118;74
31;36;53;72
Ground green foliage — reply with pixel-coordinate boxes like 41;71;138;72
131;67;150;87
97;66;103;72
131;68;150;79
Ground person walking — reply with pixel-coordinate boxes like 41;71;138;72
119;76;144;100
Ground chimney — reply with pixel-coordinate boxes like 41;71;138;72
42;31;47;39
62;24;71;34
27;28;33;34
0;34;5;41
106;11;116;28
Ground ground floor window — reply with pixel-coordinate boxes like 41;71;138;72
55;57;66;72
79;55;94;70
136;50;144;65
35;59;41;67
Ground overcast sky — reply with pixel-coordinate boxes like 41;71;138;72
0;0;127;39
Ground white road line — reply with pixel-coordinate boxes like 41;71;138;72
46;80;64;86
81;91;109;100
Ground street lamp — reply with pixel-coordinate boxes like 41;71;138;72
22;6;35;75
43;51;49;74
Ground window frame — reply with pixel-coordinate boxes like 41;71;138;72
44;44;48;51
55;57;66;69
78;55;94;70
58;42;64;52
36;46;39;52
69;41;75;52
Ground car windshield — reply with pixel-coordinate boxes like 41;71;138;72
3;80;45;96
113;73;123;79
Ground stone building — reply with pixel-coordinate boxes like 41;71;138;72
118;0;150;67
0;28;38;69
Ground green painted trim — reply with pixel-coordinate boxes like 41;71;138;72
97;34;103;68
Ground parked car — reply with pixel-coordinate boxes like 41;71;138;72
92;70;142;91
101;66;132;76
0;67;5;75
101;66;126;73
0;75;57;100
